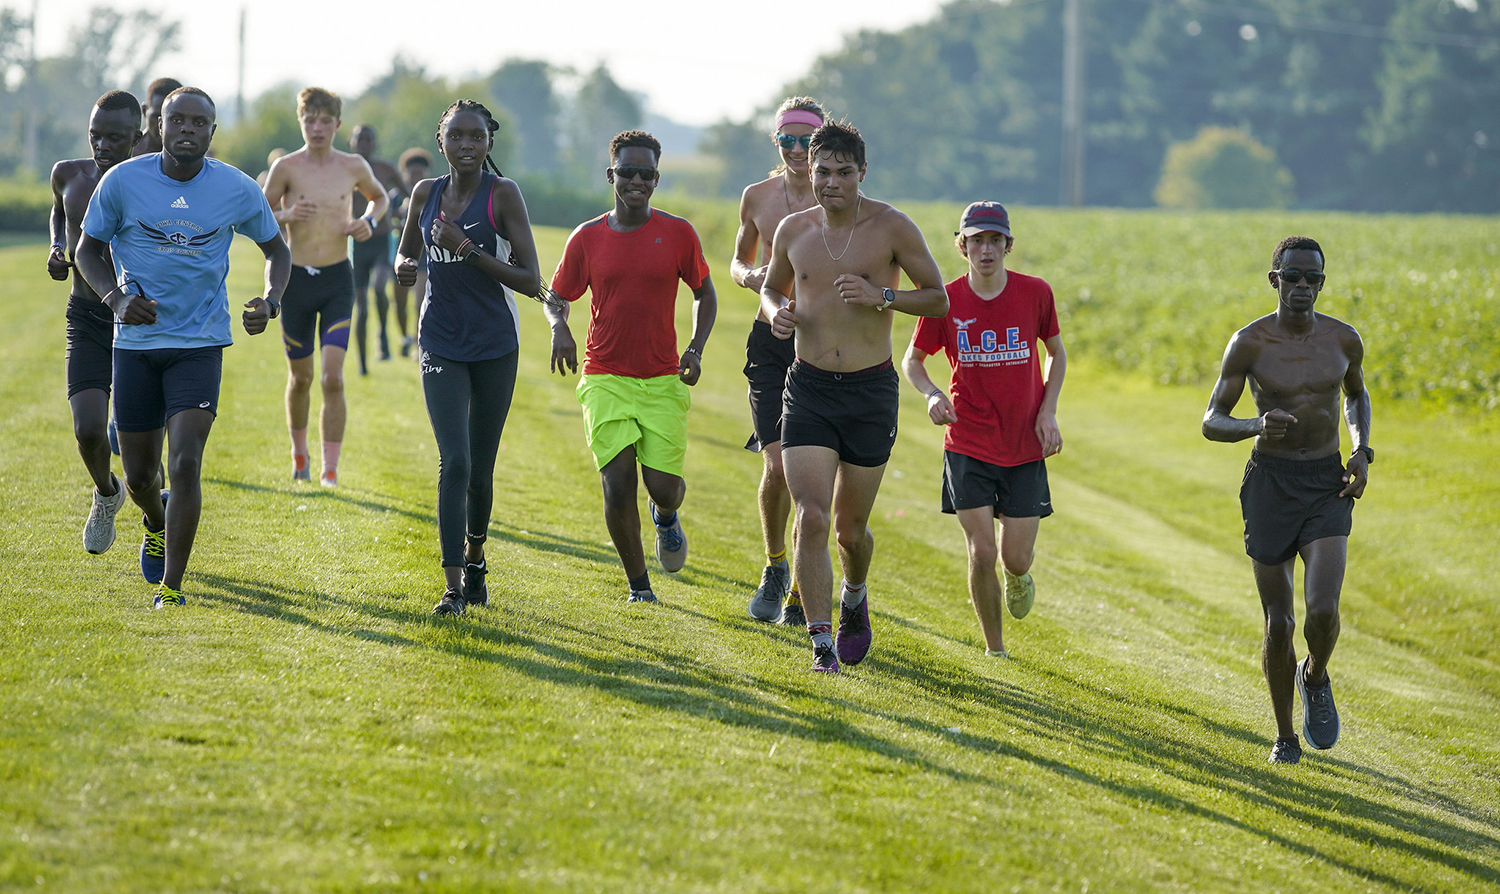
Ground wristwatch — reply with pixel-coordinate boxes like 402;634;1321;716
1352;445;1374;464
876;288;895;311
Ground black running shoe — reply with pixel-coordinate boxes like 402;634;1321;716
462;560;488;606
1269;735;1302;764
1296;657;1340;750
627;589;658;603
811;642;840;674
432;590;465;616
779;594;806;627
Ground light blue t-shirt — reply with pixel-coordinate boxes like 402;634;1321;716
83;154;280;350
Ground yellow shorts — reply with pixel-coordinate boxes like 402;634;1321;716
576;373;690;476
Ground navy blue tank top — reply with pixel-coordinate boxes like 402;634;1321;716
418;171;520;361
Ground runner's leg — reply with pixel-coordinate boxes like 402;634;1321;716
160;408;214;591
783;445;841;626
1299;535;1346;682
70;389;115;494
1253;557;1300;741
957;507;1004;652
601;446;647;580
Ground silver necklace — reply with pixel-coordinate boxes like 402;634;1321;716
820;194;861;262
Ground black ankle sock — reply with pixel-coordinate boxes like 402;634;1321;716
629;572;651;592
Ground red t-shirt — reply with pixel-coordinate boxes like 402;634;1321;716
551;210;711;378
911;272;1060;467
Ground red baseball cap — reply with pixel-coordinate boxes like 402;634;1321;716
958;201;1011;237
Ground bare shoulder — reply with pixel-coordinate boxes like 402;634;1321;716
52;159;90;186
340;149;374;176
740;176;779;209
778;205;821;235
409;177;436;205
1317;312;1365;354
868;199;916;233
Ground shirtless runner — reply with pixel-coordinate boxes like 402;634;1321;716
49;91;143;554
1203;235;1372;765
760;120;948;673
262;87;388;486
732;96;824;627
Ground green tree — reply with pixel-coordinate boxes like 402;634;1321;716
1154;126;1294;209
488;60;559;174
564;65;641;179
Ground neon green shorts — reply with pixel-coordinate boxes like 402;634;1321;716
576;373;691;475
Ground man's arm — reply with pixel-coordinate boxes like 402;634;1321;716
834;213;947;316
679;276;718;386
760;218;798;339
901;341;958;426
47;163;71;280
343;157;390;242
75;232;156;325
242;233;291;336
1036;333;1067;457
1339;329;1372;498
1202;331;1291;442
730;186;765;292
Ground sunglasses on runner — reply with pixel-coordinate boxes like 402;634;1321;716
1272;268;1327;286
775;134;813;150
612;165;658;181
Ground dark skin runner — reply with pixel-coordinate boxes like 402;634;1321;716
49;103;142;497
395;107;543;592
75;91;291;593
1203;245;1372;744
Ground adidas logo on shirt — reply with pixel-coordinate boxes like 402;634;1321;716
171;196;189;209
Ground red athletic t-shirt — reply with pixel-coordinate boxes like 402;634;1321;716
550;210;711;379
911;272;1060;467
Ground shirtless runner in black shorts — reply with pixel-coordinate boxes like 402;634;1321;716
1203;235;1373;765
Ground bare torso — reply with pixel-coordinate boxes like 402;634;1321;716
740;175;816;322
352;158;405;237
780;197;908;370
54;160;107;300
1240;312;1359;458
267;149;371;267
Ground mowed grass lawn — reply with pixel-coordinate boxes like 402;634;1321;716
1;209;1497;892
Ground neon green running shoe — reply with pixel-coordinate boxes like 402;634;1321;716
1004;570;1035;620
153;583;184;609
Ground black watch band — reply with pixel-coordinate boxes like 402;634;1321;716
1353;445;1374;464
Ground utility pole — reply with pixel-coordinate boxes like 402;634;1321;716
21;0;38;174
236;8;246;124
1060;0;1086;207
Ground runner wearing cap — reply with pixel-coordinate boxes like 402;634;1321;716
901;202;1066;658
730;96;826;626
761;120;948;673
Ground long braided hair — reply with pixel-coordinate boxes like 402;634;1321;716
438;99;562;309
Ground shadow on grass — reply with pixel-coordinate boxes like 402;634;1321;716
192;569;1498;890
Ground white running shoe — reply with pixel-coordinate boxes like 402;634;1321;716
83;474;127;554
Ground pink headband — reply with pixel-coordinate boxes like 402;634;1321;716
776;110;824;130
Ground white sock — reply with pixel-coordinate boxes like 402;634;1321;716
841;580;867;608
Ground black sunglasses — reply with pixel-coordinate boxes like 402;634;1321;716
612;165;658;181
1273;268;1326;286
775;134;813;150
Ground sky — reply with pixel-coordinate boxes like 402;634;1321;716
34;0;952;127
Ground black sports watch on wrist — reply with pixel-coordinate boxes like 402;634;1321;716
1352;445;1374;464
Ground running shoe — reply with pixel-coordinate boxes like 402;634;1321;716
811;642;840;674
779;592;806;627
1269;735;1303;765
153;583;185;609
400;336;415;358
748;563;789;622
83;473;127;554
462;560;488;606
432;590;465;616
320;470;338;488
627;588;658;603
293;467;311;482
139;490;169;584
835;597;873;666
1296;657;1340;750
985;648;1010;659
649;502;687;572
1004;570;1035;620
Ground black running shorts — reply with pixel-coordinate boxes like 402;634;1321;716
1240;451;1354;566
281;261;355;359
780;359;899;468
942;451;1053;519
65;294;114;398
350;231;392;295
743;319;796;452
113;346;223;433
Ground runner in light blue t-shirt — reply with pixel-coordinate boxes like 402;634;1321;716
75;87;291;611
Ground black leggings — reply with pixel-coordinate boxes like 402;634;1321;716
421;349;518;567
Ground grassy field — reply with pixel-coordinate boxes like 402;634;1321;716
1;204;1496;893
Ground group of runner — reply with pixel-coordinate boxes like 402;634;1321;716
49;84;1372;766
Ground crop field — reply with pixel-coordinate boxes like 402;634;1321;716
1;203;1496;892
